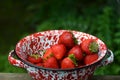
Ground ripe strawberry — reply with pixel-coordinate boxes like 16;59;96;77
43;48;53;59
36;63;43;67
77;62;85;68
58;31;77;49
84;54;98;65
43;56;59;69
68;45;83;61
27;54;42;64
51;44;66;60
61;54;78;69
81;39;99;55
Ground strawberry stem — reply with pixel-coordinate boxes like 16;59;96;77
31;54;40;59
49;53;54;58
74;37;78;45
70;31;78;44
89;41;99;53
46;53;54;59
68;54;78;66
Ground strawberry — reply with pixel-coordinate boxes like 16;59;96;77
77;62;85;68
58;31;77;49
36;63;43;67
43;56;59;69
84;54;98;65
27;54;42;64
51;44;66;60
43;48;53;59
68;45;83;61
61;54;78;69
81;39;99;55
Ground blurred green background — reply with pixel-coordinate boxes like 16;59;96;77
0;0;120;75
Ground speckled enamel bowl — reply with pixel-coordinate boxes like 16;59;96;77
8;30;114;80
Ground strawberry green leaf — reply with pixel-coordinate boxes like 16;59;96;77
70;31;78;44
68;54;78;66
89;41;99;53
31;54;40;59
74;37;78;44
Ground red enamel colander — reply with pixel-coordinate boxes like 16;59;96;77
8;30;114;80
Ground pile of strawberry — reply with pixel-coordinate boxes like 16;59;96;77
27;31;99;69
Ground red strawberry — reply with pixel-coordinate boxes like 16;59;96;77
61;54;78;69
77;62;85;68
68;45;83;61
81;39;99;55
58;31;77;49
51;44;66;60
43;48;53;59
36;63;43;67
84;54;98;65
43;56;59;69
27;54;42;64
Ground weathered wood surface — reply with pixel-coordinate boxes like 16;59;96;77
0;73;120;80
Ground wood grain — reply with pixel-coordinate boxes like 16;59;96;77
0;73;119;80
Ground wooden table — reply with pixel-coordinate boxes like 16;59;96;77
0;73;120;80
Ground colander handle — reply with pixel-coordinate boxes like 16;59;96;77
98;49;114;67
8;50;28;69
